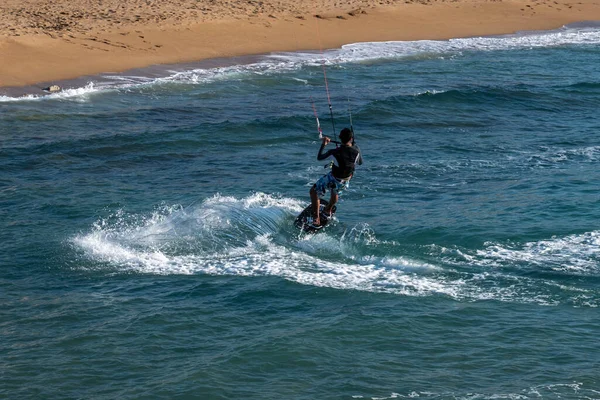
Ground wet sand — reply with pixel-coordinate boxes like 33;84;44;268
1;0;600;88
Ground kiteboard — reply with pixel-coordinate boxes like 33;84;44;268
294;199;337;233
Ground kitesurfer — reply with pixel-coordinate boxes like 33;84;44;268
309;127;363;227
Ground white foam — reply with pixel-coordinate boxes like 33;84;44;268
0;83;100;103
356;382;600;399
0;94;39;102
272;24;600;65
478;231;600;274
524;145;600;166
75;228;450;297
71;194;600;305
71;193;458;298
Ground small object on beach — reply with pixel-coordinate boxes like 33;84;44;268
43;85;61;93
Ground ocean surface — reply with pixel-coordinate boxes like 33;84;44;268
2;22;600;399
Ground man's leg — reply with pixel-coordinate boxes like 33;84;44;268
310;185;321;225
324;191;338;216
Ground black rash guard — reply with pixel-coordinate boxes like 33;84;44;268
317;143;363;180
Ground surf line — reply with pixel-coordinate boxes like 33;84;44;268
310;12;355;145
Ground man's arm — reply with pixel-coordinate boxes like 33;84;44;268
317;137;334;161
354;144;363;165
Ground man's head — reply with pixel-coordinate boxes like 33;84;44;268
339;128;353;144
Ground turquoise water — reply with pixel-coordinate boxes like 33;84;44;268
2;23;600;399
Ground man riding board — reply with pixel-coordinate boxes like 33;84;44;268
309;127;363;228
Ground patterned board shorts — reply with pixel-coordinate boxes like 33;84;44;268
314;172;349;197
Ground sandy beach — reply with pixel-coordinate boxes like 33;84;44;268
1;0;600;88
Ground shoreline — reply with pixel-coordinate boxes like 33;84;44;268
2;20;600;98
2;0;600;90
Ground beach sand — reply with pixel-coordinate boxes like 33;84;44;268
1;0;600;88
